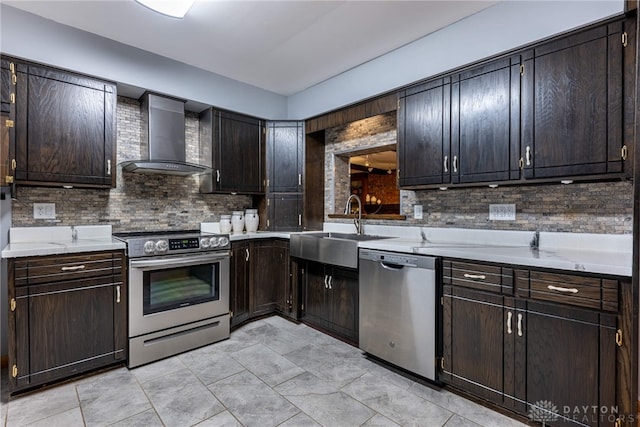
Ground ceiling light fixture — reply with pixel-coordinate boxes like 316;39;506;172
135;0;195;18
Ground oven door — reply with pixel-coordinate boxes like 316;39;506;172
129;252;229;337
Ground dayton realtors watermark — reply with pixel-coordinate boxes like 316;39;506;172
529;400;636;425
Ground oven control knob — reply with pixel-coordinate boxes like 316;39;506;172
209;237;220;247
155;239;169;253
200;237;210;248
218;236;229;247
144;240;156;254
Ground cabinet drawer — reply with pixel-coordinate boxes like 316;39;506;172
443;260;513;294
14;252;123;286
516;270;618;311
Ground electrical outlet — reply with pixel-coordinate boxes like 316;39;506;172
33;203;56;219
489;204;516;221
413;204;423;220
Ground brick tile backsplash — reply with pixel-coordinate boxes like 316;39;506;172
325;112;632;234
11;96;253;231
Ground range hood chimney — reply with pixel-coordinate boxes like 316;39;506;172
120;92;210;176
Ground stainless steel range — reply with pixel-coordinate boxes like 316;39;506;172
113;230;230;368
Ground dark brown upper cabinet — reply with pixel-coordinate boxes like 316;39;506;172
267;121;303;193
10;58;116;188
1;58;13;115
199;108;265;194
521;18;635;180
398;15;634;190
263;121;304;231
1;59;16;188
451;55;521;184
397;77;451;187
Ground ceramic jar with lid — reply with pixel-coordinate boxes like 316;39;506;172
245;209;259;233
231;211;245;234
219;214;232;233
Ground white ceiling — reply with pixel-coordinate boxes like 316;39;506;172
5;0;499;96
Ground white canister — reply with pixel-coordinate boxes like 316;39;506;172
219;215;232;233
245;209;259;233
231;211;245;234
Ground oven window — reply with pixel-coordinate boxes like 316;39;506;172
143;263;219;315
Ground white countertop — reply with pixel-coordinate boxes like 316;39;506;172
3;223;631;277
357;238;631;277
324;223;632;277
1;225;125;258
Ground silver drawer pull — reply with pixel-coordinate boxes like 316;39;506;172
506;311;512;335
61;265;85;271
547;285;578;294
116;285;121;303
463;273;486;280
517;313;523;337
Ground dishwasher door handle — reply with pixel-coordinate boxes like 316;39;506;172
379;262;406;271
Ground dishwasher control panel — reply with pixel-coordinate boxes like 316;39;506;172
359;249;436;269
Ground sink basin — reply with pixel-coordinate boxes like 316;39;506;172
303;232;388;242
290;232;390;269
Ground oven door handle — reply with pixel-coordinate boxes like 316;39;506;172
129;253;229;270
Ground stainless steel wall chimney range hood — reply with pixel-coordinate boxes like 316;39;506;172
120;92;210;176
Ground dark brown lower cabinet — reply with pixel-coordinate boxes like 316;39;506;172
8;251;126;394
229;238;295;328
230;241;250;327
441;260;630;427
522;301;616;427
249;239;289;317
441;286;517;408
299;260;358;345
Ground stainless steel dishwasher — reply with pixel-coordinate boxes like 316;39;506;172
359;248;438;381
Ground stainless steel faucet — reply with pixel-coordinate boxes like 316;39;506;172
530;231;540;250
345;194;363;235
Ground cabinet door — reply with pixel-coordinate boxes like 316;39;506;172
267;194;303;231
249;239;288;317
267;122;303;193
521;21;625;179
230;241;250;327
8;252;125;393
452;56;521;183
15;62;116;187
217;110;265;194
328;267;359;344
302;262;329;329
521;301;616;427
442;286;509;405
398;78;451;187
1;58;13;114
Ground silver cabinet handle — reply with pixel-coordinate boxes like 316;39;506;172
298;174;302;186
517;313;523;337
324;275;328;289
547;285;578;294
61;265;85;272
107;159;111;176
525;146;531;166
116;285;121;303
328;275;332;289
245;248;250;262
216;169;221;182
506;311;512;335
453;156;458;173
298;214;302;227
444;156;448;173
463;273;486;280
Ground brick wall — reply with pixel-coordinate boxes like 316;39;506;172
11;96;253;231
325;113;632;234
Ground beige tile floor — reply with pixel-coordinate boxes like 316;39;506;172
0;316;528;426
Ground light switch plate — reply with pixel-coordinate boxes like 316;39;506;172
34;203;56;219
489;204;515;221
413;204;423;220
